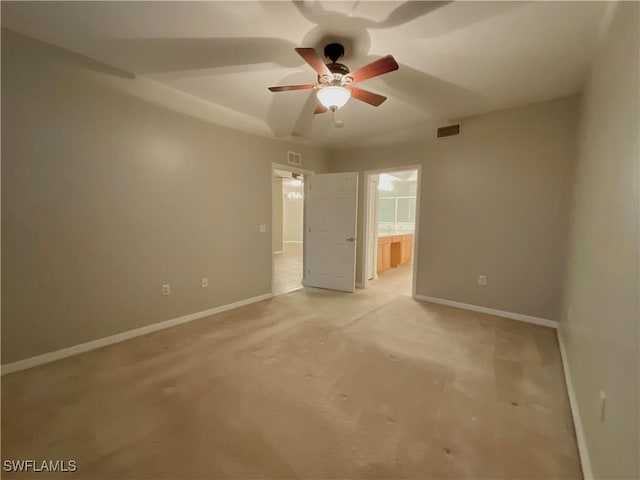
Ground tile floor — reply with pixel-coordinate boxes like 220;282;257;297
273;242;303;296
368;263;413;296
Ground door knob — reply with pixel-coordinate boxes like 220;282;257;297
346;237;356;242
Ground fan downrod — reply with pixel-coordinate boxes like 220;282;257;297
323;43;350;77
323;43;345;63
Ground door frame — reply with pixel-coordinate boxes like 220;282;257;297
362;164;422;298
365;175;380;283
271;162;314;296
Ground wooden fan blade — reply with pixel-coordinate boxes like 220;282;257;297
268;84;315;92
314;103;328;114
348;55;399;83
295;48;332;78
350;86;387;107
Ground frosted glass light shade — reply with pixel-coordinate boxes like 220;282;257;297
317;86;350;109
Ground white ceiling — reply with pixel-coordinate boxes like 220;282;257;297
1;1;608;147
385;170;418;182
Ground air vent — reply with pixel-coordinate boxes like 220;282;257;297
287;151;302;166
436;123;461;138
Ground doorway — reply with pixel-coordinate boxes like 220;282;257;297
363;167;421;297
272;165;308;296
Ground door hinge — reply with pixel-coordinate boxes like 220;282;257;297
308;269;311;275
308;227;311;233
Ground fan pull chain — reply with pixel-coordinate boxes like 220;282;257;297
332;110;344;128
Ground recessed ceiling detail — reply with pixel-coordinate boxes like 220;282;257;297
1;1;608;147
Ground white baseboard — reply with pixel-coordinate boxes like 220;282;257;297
356;282;365;289
273;250;284;255
283;240;303;244
1;293;273;376
414;295;558;328
273;285;304;297
557;329;593;479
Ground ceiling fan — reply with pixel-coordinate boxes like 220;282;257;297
268;43;399;114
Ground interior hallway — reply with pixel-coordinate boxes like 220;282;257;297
2;287;580;480
273;242;303;296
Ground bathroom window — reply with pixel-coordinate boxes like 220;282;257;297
378;198;396;223
397;197;416;223
378;196;416;230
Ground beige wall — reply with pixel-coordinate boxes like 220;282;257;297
329;96;578;320
0;29;329;364
560;3;639;479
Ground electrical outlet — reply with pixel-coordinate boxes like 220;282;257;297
162;284;170;296
201;277;208;288
599;391;607;422
259;224;267;233
478;275;487;286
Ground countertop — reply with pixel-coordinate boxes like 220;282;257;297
377;231;414;238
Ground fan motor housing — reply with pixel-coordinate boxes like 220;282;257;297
322;43;351;80
317;62;351;84
327;62;350;76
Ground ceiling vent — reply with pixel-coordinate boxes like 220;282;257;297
436;123;461;139
287;151;302;166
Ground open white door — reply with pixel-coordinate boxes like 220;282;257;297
304;172;358;292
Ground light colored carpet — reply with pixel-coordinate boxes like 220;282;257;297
1;287;581;479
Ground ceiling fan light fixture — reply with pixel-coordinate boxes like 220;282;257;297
317;85;351;111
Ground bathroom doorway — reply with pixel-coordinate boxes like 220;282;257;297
362;166;421;297
272;166;307;296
